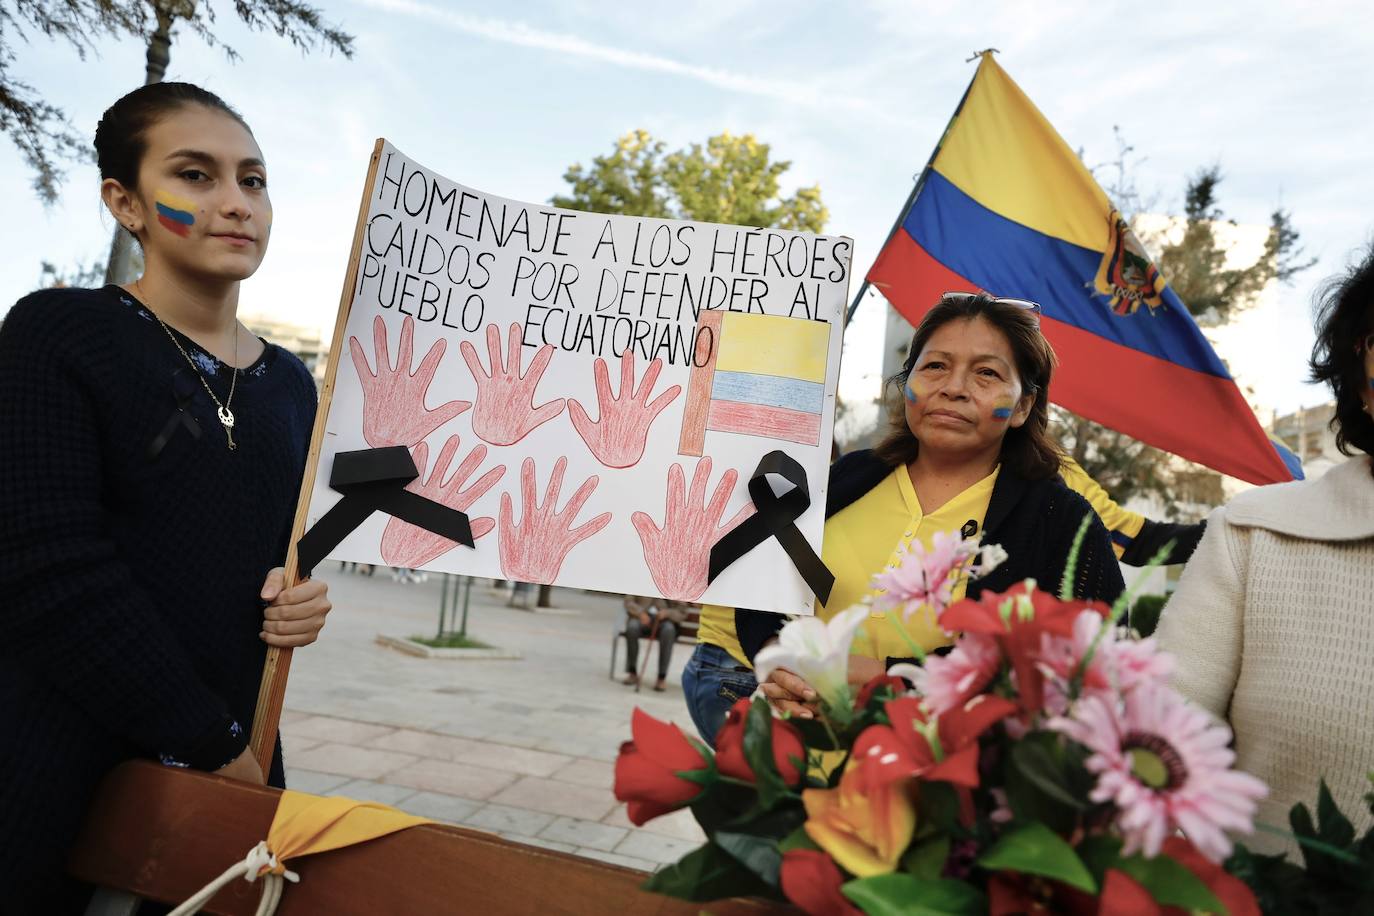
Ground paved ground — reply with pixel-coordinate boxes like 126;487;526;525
279;567;708;872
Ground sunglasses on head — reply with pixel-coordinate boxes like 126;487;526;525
942;291;1042;323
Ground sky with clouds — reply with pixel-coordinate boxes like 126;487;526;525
4;0;1371;417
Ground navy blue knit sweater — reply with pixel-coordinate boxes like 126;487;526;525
0;285;315;908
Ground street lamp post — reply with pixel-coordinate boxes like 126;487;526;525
103;0;197;285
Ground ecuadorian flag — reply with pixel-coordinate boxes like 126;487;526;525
867;54;1299;486
678;311;831;456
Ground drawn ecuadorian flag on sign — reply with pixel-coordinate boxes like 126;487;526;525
867;54;1300;485
154;190;196;238
678;311;831;456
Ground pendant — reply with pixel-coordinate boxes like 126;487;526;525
218;406;237;450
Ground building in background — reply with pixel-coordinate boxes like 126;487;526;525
1270;401;1342;478
243;316;329;385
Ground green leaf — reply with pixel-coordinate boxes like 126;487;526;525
688;780;757;836
841;874;986;916
976;822;1096;893
902;835;951;881
779;825;820;853
1059;513;1094;600
1317;780;1356;849
642;840;773;902
917;781;962;836
1074;834;1123;883
743;696;790;809
1114;852;1224;913
1009;738;1087;812
790;715;840;751
723;800;806;840
714;831;782;887
1004;769;1073;836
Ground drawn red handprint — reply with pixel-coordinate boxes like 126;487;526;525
349;315;470;448
461;322;565;446
380;436;506;568
569;349;681;468
632;457;754;601
498;456;612;584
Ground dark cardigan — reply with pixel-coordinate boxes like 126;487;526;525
0;286;315;909
735;449;1127;664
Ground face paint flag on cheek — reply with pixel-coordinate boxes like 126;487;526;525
154;190;196;237
903;383;919;404
992;397;1014;421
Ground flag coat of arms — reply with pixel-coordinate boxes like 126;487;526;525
866;54;1299;485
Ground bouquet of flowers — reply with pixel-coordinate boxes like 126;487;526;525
613;525;1270;914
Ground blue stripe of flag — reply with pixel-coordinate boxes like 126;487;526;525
711;370;824;414
905;171;1231;379
155;202;194;225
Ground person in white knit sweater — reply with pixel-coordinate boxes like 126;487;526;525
1157;246;1374;858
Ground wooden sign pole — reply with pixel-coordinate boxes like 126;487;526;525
250;139;385;772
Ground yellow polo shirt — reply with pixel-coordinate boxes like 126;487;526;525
698;464;998;664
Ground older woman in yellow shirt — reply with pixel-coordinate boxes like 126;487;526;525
680;456;1200;743
735;293;1127;718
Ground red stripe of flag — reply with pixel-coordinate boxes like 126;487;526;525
706;400;821;447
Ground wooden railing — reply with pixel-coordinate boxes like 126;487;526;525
69;762;790;915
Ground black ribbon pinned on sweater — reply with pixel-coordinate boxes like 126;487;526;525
707;449;834;605
295;446;474;577
147;369;202;461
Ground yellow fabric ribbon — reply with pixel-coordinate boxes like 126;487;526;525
258;791;432;877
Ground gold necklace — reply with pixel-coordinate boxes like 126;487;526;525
137;283;241;450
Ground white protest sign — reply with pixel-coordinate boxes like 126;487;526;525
303;140;852;615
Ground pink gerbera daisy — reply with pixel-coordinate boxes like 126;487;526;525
1051;684;1267;862
917;632;1003;715
1038;611;1176;716
871;530;977;621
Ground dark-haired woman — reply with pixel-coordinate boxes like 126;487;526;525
0;83;330;908
736;293;1125;716
1157;247;1374;855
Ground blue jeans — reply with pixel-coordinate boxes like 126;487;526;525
681;642;758;747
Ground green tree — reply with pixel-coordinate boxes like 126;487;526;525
1156;166;1315;326
1;0;353;203
553;129;827;232
1053;139;1315;517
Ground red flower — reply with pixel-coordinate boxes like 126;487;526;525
613;707;709;825
941;582;1108;713
854;673;908;711
850;694;1018;790
714;698;806;786
780;849;863;916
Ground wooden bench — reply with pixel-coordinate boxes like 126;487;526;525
69;761;787;915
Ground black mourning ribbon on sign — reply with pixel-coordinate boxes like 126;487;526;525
147;368;202;461
707;449;835;605
295;446;474;578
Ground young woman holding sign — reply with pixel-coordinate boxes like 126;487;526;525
0;83;331;909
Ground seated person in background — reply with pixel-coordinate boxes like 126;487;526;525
622;595;689;691
1156;246;1374;855
736;293;1126;719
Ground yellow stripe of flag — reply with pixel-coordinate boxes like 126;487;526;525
715;312;829;385
933;56;1112;253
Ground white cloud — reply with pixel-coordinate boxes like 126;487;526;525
352;0;897;121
